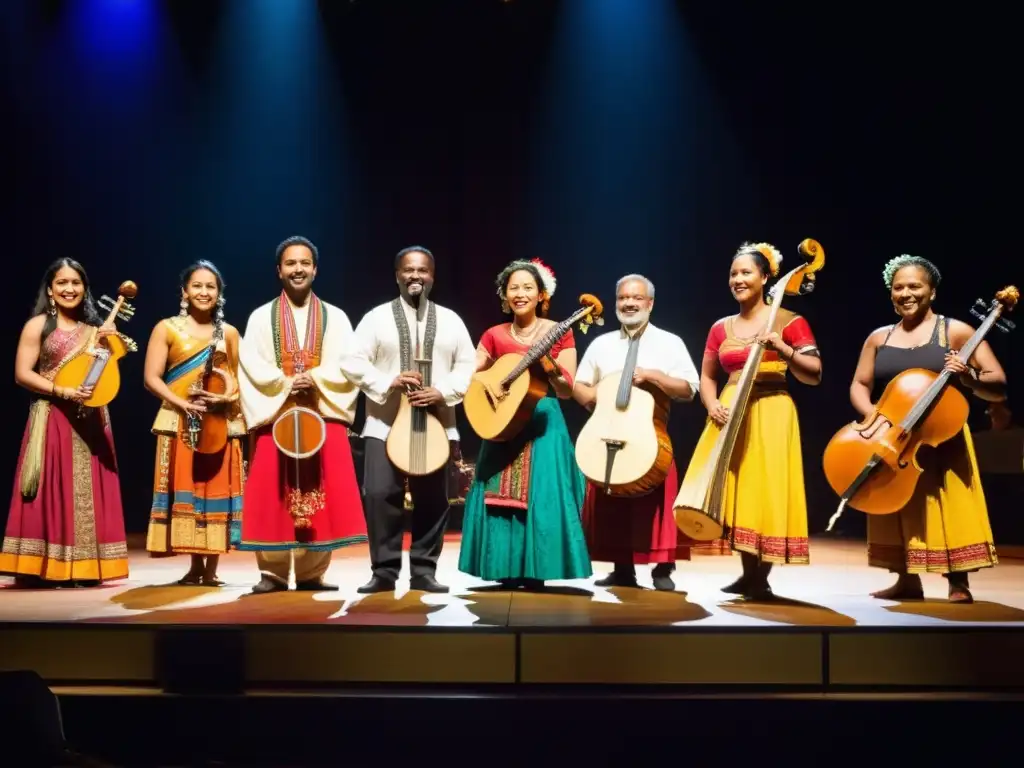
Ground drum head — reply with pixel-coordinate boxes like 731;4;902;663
676;508;724;542
273;406;327;459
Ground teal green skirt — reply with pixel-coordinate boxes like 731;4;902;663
458;396;592;581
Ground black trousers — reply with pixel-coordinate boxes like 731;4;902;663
361;436;451;581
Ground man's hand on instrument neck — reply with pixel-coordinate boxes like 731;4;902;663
290;372;315;393
392;371;423;391
408;386;443;408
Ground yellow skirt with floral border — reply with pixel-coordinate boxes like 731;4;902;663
867;425;997;574
679;382;809;564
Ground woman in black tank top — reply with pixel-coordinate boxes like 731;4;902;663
847;255;1007;603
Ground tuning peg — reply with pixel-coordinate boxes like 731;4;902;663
120;304;135;315
970;308;986;322
997;318;1016;332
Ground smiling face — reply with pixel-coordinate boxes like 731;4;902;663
183;268;220;315
48;265;85;314
396;250;435;302
616;278;653;329
729;253;767;303
890;265;935;320
277;244;317;294
505;269;542;319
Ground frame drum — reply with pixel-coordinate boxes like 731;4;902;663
272;406;327;460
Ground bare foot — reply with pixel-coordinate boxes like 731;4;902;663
871;574;923;600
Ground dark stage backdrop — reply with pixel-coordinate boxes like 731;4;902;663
1;1;1017;538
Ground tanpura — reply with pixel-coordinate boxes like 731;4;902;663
463;294;604;442
823;286;1018;526
52;281;138;408
673;239;825;541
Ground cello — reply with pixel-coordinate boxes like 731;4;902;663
822;286;1018;528
673;239;825;541
52;281;138;408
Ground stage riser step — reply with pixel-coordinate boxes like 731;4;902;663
2;625;1023;690
49;696;1024;766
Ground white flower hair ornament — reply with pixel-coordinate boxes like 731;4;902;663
497;257;558;299
882;254;942;290
736;242;783;278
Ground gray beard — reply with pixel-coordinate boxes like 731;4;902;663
617;308;650;329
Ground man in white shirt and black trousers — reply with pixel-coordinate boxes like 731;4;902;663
340;246;476;593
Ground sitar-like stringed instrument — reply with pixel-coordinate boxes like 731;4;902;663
574;327;674;497
674;239;825;541
52;281;138;408
463;294;605;442
387;330;450;477
822;286;1018;528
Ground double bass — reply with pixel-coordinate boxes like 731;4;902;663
463;294;605;442
822;286;1018;528
52;281;138;408
673;239;825;541
574;329;674;497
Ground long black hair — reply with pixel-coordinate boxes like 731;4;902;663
180;260;227;341
32;258;103;342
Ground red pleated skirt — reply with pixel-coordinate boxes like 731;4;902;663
1;401;128;582
238;421;367;551
581;460;694;565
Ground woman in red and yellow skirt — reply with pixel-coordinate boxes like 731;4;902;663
144;260;244;586
2;258;130;588
675;242;822;599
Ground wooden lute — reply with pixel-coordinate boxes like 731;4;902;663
387;332;450;477
822;286;1018;528
674;239;825;541
463;294;604;442
52;281;138;408
574;326;673;497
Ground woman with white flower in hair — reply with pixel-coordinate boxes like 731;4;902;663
458;258;592;590
848;255;1005;603
678;243;822;600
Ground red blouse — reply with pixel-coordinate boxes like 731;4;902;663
479;324;576;389
705;313;816;375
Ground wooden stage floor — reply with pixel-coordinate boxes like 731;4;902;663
3;536;1024;689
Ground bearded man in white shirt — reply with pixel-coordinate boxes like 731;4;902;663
572;274;701;592
340;246;476;594
237;236;367;594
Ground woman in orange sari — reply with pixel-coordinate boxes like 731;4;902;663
1;258;130;588
144;261;244;585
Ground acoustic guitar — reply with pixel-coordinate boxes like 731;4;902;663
52;281;138;408
387;337;450;477
463;294;604;442
574;333;673;497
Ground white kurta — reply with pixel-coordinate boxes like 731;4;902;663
339;297;476;441
574;322;700;399
238;296;359;429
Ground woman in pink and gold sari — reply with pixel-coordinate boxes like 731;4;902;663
1;258;130;588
